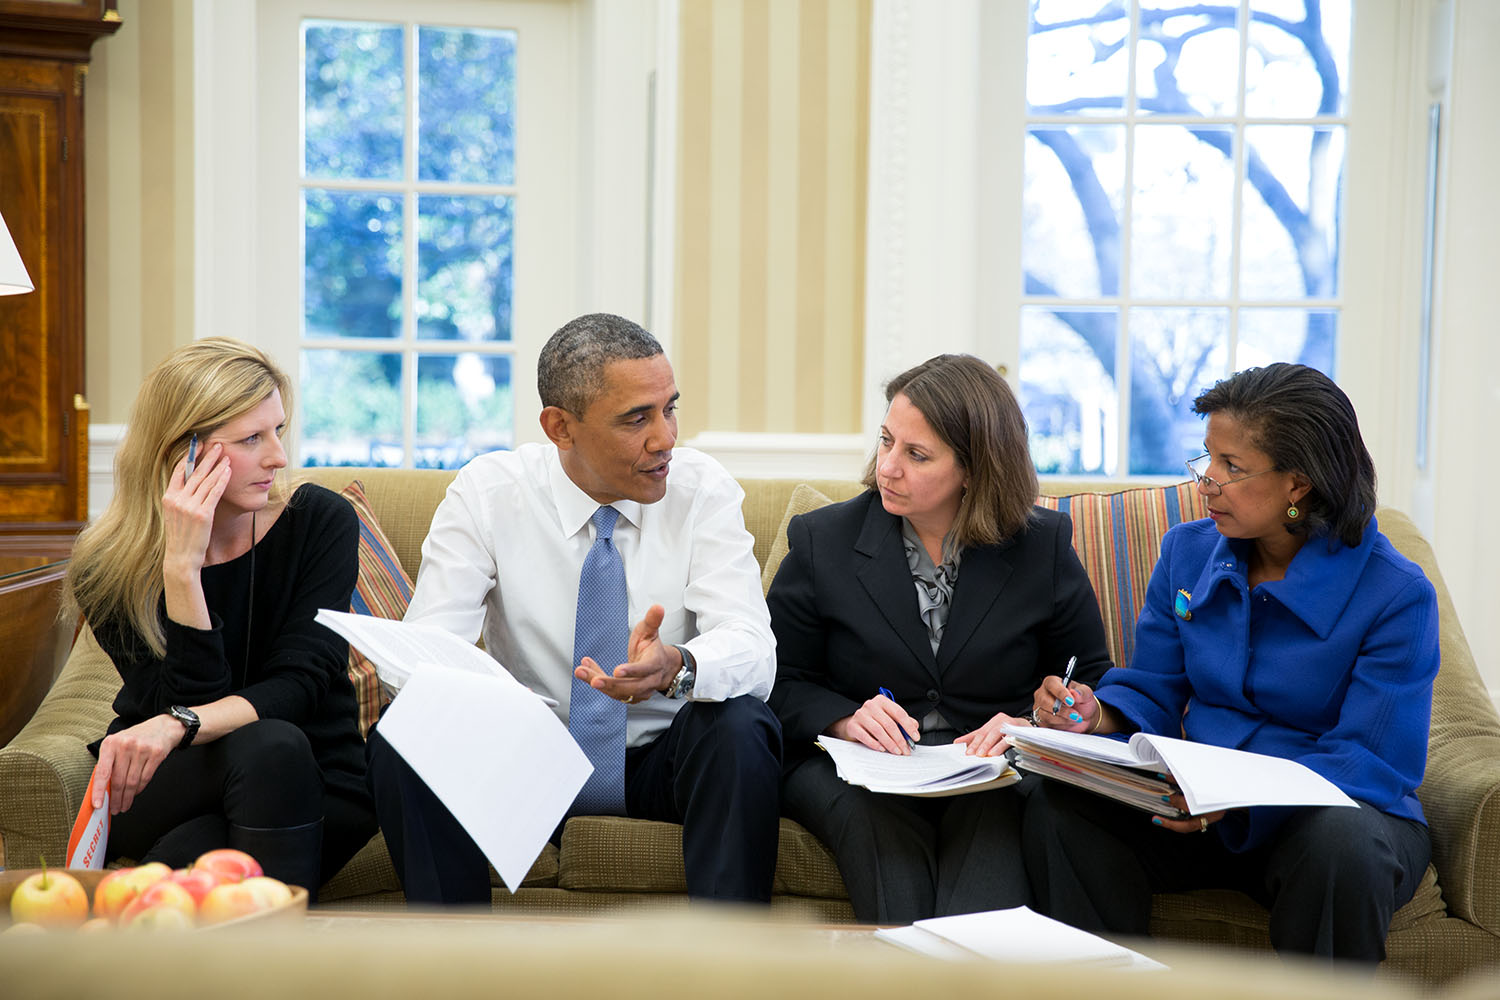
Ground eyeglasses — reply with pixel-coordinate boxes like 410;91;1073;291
1184;453;1273;496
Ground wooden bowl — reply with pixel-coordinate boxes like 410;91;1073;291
0;868;307;930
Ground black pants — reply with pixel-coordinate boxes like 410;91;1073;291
106;719;376;887
1022;780;1431;963
366;695;784;904
782;752;1032;924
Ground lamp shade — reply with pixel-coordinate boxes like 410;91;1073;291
0;209;34;295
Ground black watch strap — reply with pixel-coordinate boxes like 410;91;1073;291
167;705;200;748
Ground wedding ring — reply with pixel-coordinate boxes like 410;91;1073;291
1199;817;1209;833
625;695;634;704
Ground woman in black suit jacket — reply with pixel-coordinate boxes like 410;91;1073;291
767;354;1112;923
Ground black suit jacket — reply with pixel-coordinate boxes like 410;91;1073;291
767;490;1112;766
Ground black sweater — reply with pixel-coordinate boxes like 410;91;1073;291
94;484;367;799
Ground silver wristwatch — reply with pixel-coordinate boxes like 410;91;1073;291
666;645;697;699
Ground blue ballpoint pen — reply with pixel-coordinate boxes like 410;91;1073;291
1050;655;1079;717
877;686;916;749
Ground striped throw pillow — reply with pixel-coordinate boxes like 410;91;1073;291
340;479;414;736
1036;484;1208;672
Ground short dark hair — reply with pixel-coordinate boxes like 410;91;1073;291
537;313;663;414
1192;363;1376;548
862;354;1038;547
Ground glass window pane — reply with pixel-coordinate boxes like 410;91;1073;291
1025;125;1124;297
1137;2;1240;116
1027;1;1128;115
1240;125;1344;299
303;21;404;181
299;350;403;467
418;26;518;184
303;189;403;339
1128;307;1228;475
1130;125;1234;299
417;195;514;342
415;353;513;469
1238;308;1337;376
1244;0;1350;118
1021;306;1119;476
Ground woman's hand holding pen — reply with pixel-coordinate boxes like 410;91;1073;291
1032;677;1107;733
827;693;921;755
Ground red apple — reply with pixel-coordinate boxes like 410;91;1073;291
9;868;88;929
168;866;226;906
196;881;262;925
240;876;293;907
93;862;171;920
192;848;262;884
119;879;196;928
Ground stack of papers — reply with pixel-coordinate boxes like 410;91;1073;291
1001;725;1357;816
815;735;1019;797
875;906;1165;970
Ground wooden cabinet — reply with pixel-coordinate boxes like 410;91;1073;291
0;2;120;533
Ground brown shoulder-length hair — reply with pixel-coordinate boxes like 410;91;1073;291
862;354;1038;548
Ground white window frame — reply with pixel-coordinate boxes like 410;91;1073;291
193;0;664;458
864;0;1429;509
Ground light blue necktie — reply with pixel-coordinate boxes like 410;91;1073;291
568;506;629;815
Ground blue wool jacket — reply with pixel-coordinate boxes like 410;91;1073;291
1096;516;1439;851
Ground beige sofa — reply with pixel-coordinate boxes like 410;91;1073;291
2;466;1497;986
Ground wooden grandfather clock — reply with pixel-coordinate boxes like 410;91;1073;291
0;1;121;535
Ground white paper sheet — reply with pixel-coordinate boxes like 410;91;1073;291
815;736;1019;795
897;906;1167;970
375;667;592;892
316;608;557;705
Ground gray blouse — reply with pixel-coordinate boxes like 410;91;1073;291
900;517;962;743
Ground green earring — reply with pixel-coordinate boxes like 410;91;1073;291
1287;504;1300;519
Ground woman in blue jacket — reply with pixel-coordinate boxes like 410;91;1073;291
1023;363;1438;963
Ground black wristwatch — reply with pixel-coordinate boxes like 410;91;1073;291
666;645;697;700
167;705;200;748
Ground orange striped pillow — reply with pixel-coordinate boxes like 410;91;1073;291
340;479;414;736
1035;484;1207;672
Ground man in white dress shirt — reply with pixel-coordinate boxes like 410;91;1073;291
364;313;783;904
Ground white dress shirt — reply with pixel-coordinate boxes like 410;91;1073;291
404;443;776;747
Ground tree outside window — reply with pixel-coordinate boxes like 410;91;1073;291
1021;0;1349;475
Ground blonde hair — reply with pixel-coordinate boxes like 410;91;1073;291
67;338;295;656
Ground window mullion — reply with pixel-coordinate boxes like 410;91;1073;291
402;20;420;469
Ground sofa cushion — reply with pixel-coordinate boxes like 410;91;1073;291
1035;484;1207;672
760;483;835;595
340;479;415;737
556;816;846;899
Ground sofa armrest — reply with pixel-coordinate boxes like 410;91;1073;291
1419;734;1500;935
0;626;118;867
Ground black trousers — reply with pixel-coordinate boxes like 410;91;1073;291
365;695;784;905
1022;780;1431;963
105;719;377;886
782;752;1032;924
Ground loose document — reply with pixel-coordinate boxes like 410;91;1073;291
1001;724;1357;817
815;735;1019;797
876;906;1166;970
317;610;591;892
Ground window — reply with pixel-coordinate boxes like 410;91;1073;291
1018;0;1350;476
247;0;584;470
298;20;518;468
